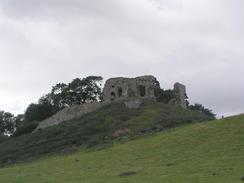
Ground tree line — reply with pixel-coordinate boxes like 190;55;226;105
0;76;103;137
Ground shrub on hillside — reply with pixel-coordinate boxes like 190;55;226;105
188;103;216;119
13;122;39;137
25;100;59;123
155;88;176;104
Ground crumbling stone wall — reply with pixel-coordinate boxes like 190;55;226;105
33;76;188;132
103;75;158;102
34;102;108;132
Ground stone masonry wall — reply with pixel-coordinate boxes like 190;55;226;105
34;102;108;132
33;76;187;132
103;75;157;102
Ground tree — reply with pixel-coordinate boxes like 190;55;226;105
21;76;103;124
0;111;15;135
14;76;103;136
14;114;25;129
24;101;58;123
50;83;68;109
188;103;216;119
50;76;103;108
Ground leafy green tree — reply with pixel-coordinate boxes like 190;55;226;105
24;102;58;122
0;111;15;135
50;76;103;108
14;76;103;136
50;83;68;109
21;76;103;122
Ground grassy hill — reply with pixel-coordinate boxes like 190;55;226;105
0;101;211;166
0;114;243;182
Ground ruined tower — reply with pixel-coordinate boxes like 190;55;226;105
173;82;187;109
102;75;158;102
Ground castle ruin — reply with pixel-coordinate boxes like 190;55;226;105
103;76;157;102
34;75;187;131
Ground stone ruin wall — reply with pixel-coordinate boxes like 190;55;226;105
34;76;159;131
103;75;157;103
34;75;187;132
34;102;108;131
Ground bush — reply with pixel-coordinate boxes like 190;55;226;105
155;89;176;104
13;122;39;137
25;103;58;123
188;103;216;119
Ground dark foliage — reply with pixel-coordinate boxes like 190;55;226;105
25;102;58;123
15;76;103;135
0;111;15;135
154;79;180;104
50;76;103;108
24;76;103;123
155;88;176;104
188;103;216;119
13;122;39;137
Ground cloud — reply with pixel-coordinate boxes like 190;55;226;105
0;0;243;116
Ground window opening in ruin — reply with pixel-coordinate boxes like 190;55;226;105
112;85;115;88
118;87;122;97
138;85;146;97
110;92;116;101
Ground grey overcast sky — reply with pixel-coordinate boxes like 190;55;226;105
0;0;243;117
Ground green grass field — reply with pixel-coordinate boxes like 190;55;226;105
0;114;243;183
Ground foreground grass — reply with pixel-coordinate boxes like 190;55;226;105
0;114;243;183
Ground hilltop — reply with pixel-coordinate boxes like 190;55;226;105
0;101;211;166
0;113;243;182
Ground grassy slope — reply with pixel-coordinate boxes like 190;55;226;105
0;114;243;183
0;101;211;166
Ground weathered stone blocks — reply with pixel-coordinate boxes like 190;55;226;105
34;75;187;132
103;75;158;102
